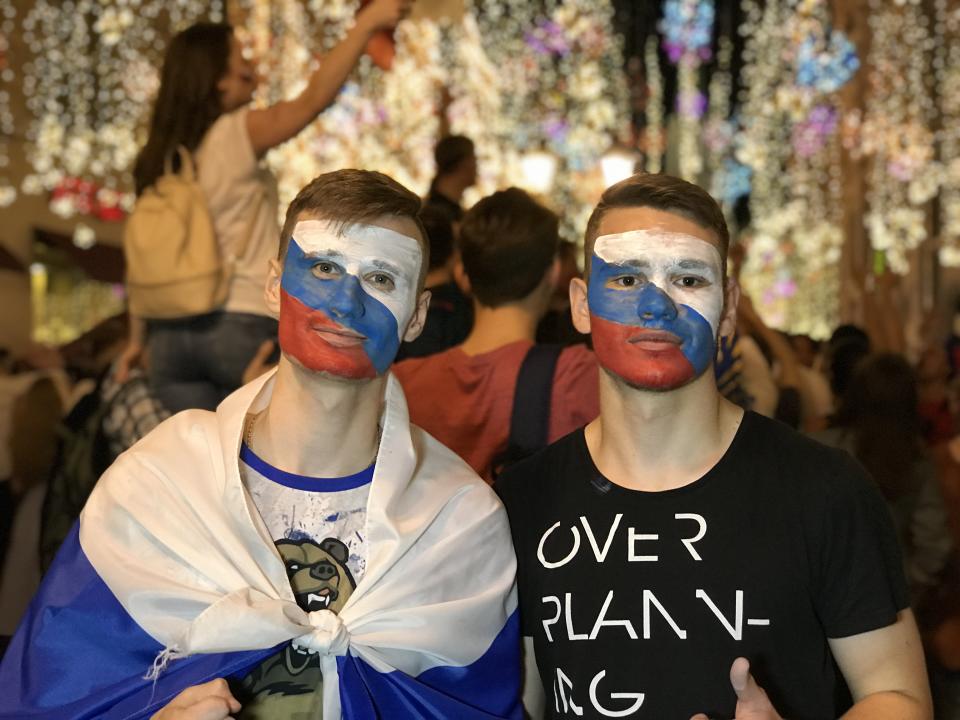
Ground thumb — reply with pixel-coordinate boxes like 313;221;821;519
730;657;775;712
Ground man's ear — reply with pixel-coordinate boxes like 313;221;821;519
453;258;471;296
719;276;740;338
264;257;283;317
402;290;432;343
546;256;561;291
569;277;592;335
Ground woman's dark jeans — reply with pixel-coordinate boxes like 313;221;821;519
147;312;278;413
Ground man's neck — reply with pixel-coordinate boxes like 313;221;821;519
460;301;541;356
584;370;743;492
250;357;385;478
433;175;465;204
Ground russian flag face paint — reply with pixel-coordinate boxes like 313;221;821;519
588;229;724;391
279;220;422;378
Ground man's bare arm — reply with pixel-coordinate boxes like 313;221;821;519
832;609;933;720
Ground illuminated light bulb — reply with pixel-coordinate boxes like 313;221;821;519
600;148;637;187
520;150;559;196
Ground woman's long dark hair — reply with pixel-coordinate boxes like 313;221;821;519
834;353;923;500
133;23;232;195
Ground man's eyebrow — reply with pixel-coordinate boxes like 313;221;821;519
300;248;345;260
675;258;716;272
610;258;651;270
369;259;402;274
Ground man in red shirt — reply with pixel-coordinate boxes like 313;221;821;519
393;188;598;483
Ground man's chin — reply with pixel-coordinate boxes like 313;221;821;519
284;352;381;382
599;359;704;393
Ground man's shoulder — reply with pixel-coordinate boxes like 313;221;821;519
495;429;585;505
738;412;875;498
410;424;512;527
741;410;847;462
105;408;219;482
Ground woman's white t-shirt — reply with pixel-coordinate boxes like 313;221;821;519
195;108;279;317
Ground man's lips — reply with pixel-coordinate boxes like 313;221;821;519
626;328;683;347
308;316;366;347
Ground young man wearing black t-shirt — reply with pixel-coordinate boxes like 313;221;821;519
495;173;932;720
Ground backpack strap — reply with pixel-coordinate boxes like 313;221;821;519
507;343;564;457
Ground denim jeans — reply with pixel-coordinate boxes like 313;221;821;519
147;312;278;413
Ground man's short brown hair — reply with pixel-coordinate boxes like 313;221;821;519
583;173;730;276
279;169;429;287
459;187;559;308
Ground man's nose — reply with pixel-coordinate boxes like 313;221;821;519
636;283;678;323
327;276;365;319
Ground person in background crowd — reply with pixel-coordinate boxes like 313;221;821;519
119;0;411;413
917;344;956;446
424;134;477;224
536;240;584;346
497;172;932;719
394;188;598;483
813;353;952;597
395;205;473;359
40;315;170;572
791;333;821;368
826;323;872;408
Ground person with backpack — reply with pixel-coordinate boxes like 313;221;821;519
120;0;411;413
393;188;600;483
39;357;169;572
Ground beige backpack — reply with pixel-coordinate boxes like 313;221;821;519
123;147;239;319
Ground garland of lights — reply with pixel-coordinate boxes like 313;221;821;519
935;0;960;266
232;0;627;242
17;0;219;223
643;35;664;174
861;0;938;274
466;0;628;238
660;0;714;182
734;0;853;338
0;3;15;208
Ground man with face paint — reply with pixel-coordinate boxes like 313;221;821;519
496;174;932;720
1;171;522;720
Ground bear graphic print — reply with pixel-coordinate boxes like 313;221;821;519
233;440;373;719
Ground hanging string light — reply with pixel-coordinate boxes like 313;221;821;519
0;1;15;208
935;0;960;265
643;34;664;174
735;0;855;338
233;0;627;242
861;0;937;274
659;0;715;181
18;0;219;220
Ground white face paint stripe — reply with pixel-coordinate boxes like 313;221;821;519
291;219;423;339
594;229;724;332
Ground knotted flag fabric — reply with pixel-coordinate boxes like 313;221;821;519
0;371;522;719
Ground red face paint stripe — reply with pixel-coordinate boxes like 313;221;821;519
279;291;377;379
591;314;696;390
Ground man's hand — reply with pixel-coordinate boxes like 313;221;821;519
690;658;783;720
114;340;143;384
150;678;241;720
242;340;277;385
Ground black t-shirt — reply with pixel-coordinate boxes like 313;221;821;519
495;411;908;720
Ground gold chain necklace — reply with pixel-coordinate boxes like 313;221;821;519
243;412;382;467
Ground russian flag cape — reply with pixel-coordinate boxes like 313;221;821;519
0;371;522;719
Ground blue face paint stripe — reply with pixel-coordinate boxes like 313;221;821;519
588;253;716;374
282;238;401;373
